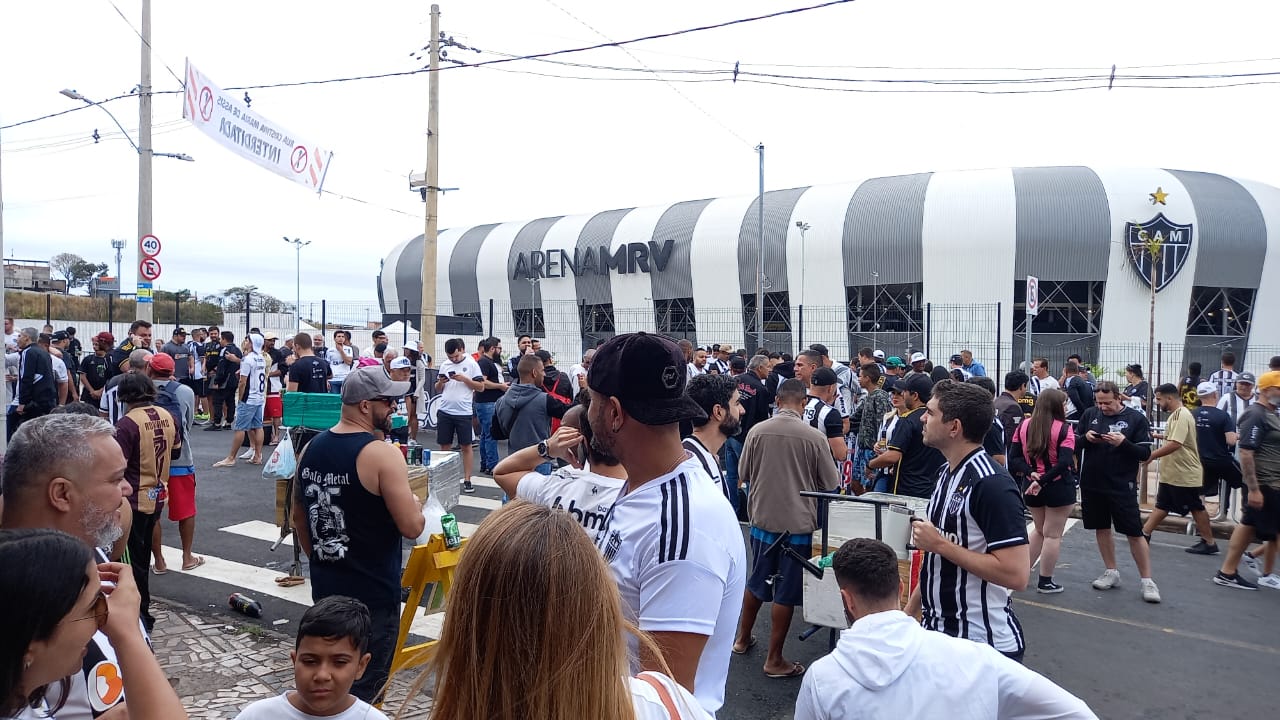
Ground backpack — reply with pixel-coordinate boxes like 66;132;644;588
543;374;572;432
155;380;186;458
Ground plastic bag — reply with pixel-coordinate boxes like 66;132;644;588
262;428;296;481
416;494;446;546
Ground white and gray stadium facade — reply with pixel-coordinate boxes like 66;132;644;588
380;166;1280;382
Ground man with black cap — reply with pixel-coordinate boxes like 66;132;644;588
586;332;746;716
865;373;944;498
292;365;426;703
161;327;197;390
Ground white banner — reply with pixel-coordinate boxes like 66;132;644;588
182;59;332;193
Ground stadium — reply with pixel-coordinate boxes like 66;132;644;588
378;166;1280;382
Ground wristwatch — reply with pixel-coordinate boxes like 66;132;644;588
537;441;551;459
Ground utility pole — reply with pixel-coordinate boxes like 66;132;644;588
136;0;154;323
755;143;765;353
111;239;126;289
419;4;441;360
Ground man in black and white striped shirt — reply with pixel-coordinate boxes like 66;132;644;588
682;373;743;507
907;380;1030;662
1209;351;1239;399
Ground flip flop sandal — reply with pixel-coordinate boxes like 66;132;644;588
275;576;306;587
765;662;806;679
151;566;168;576
181;557;206;571
731;636;758;655
212;459;236;468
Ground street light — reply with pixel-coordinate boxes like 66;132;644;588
60;83;193;323
794;221;810;308
284;237;311;335
110;239;126;294
870;270;880;352
526;277;540;336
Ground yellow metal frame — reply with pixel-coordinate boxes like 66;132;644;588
389;533;468;677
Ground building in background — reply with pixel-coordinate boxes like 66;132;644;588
378;166;1280;383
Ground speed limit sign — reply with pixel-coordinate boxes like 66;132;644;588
140;234;162;258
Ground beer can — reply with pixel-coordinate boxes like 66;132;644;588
441;513;462;549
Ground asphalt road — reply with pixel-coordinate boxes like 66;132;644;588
156;430;1278;718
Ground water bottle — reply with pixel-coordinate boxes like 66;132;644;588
229;592;263;618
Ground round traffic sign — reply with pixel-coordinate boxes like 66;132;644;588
139;257;162;281
140;234;162;258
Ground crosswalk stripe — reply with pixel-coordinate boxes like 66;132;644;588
159;543;445;638
220;519;482;549
457;494;502;510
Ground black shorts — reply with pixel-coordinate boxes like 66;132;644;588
1202;460;1242;493
1242;485;1280;542
1155;484;1205;516
180;377;204;397
745;532;811;607
1022;475;1077;508
436;412;474;447
1080;488;1144;537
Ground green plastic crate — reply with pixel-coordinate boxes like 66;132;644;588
282;392;342;430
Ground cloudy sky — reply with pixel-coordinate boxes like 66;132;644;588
3;0;1278;310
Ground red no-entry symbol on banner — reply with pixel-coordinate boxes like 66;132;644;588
198;87;214;122
139;257;162;281
291;146;308;173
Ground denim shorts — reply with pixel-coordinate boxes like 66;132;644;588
232;401;264;431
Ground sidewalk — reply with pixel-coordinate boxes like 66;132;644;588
152;600;433;719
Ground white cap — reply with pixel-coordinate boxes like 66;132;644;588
389;356;412;370
1196;381;1218;397
873;350;886;360
909;352;927;364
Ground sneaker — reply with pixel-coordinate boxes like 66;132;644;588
193;418;209;426
1242;552;1262;574
238;449;255;460
1257;574;1280;590
203;424;224;431
1213;571;1259;590
1037;579;1064;594
1185;539;1220;555
195;413;210;421
1140;578;1162;603
463;480;475;494
1092;569;1121;590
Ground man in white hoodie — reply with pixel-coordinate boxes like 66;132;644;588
794;538;1096;720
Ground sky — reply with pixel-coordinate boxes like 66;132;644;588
3;0;1280;309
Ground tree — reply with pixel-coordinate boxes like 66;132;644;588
50;253;108;293
50;252;83;292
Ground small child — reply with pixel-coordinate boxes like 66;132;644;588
235;596;389;720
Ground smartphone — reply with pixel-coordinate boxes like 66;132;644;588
447;371;457;377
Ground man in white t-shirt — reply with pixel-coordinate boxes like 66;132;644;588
214;334;267;467
687;347;709;382
495;405;626;534
1028;357;1060;397
434;337;485;492
326;330;356;394
568;348;594;398
587;332;747;715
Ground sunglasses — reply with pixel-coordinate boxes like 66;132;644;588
373;396;399;407
66;590;109;630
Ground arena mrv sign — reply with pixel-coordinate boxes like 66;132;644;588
512;238;675;279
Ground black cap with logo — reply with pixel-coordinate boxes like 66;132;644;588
588;332;708;426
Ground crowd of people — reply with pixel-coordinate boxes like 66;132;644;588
7;311;1280;718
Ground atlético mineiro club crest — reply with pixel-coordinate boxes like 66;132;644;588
1124;213;1193;292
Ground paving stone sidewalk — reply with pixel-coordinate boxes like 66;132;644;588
152;600;433;719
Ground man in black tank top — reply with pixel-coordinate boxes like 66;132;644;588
292;366;427;703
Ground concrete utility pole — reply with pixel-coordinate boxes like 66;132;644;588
136;0;154;323
419;4;441;360
755;143;765;353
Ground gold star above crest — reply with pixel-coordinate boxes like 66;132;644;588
1150;187;1169;205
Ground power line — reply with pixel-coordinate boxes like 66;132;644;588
538;0;751;146
104;0;186;88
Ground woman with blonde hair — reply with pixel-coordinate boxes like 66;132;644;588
1008;388;1077;594
399;501;710;720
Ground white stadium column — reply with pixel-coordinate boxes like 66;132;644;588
920;169;1018;369
608;205;666;335
690;195;757;350
1092;168;1199;386
473;221;525;348
786;182;861;359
